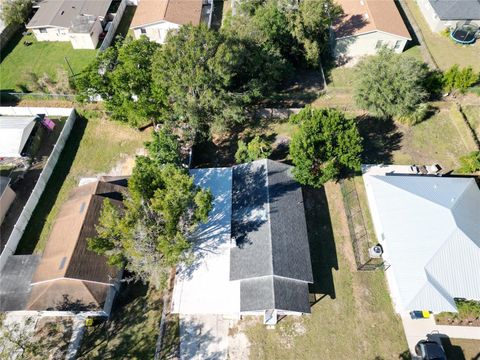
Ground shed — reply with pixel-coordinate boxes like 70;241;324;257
0;116;37;158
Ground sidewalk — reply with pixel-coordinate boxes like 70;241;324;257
401;314;480;354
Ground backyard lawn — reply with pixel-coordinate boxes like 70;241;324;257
0;32;96;92
16;105;149;254
244;182;409;359
404;0;480;71
78;283;163;360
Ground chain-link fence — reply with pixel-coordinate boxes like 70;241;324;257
339;177;385;271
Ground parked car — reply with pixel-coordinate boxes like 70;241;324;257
415;340;447;360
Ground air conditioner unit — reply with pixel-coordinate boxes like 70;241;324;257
369;245;383;258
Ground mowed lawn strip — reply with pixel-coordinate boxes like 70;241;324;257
0;33;96;91
404;0;480;71
16;107;149;254
245;182;408;360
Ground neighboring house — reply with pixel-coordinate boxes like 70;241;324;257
0;116;37;158
172;159;313;324
417;0;480;32
27;179;126;311
26;0;112;49
333;0;411;64
363;165;480;314
130;0;211;44
0;177;16;224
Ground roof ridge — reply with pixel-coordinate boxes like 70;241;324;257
264;159;275;278
27;282;52;310
163;0;171;20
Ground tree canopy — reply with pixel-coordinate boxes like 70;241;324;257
354;48;430;119
88;131;212;288
76;37;160;128
235;135;272;163
289;107;363;187
0;0;32;26
152;24;288;140
223;0;341;68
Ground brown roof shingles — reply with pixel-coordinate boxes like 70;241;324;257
130;0;203;28
334;0;411;40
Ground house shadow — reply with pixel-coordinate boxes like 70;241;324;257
14;115;87;254
302;185;338;302
357;115;403;164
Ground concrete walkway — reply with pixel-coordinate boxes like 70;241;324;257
65;315;86;360
401;314;480;354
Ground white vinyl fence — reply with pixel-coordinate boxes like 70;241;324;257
98;0;128;52
0;107;76;272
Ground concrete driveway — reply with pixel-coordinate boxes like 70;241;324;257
180;315;233;360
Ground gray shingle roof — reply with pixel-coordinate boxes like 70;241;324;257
240;276;311;313
27;0;111;29
428;0;480;20
230;159;313;314
230;159;313;283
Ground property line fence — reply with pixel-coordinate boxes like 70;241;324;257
98;0;128;52
339;178;385;271
0;107;76;272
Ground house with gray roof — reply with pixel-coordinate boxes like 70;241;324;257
172;159;313;324
417;0;480;32
26;0;112;49
363;165;480;314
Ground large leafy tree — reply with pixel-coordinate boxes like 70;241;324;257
223;0;341;67
152;24;288;140
76;37;161;128
289;107;363;187
354;48;430;119
88;132;212;288
235;135;272;163
0;0;32;26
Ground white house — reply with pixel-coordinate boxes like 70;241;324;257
0;116;37;158
172;160;313;324
26;0;112;49
363;165;480;314
416;0;480;32
130;0;210;44
333;0;412;64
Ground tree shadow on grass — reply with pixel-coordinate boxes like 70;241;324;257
303;185;337;302
357;115;403;164
15;114;87;254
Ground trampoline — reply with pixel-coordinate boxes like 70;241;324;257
450;23;479;45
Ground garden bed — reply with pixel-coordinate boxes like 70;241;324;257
435;299;480;326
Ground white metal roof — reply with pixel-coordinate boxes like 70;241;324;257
364;169;480;313
171;167;240;315
0;116;37;157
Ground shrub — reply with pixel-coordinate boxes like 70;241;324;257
396;103;431;126
235;135;272;163
456;299;480;319
443;65;480;93
458;151;480;173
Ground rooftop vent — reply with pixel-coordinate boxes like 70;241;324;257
58;256;67;270
364;12;369;19
79;202;86;213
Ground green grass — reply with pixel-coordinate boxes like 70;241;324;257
78;283;163;360
462;104;480;140
0;32;96;91
404;0;480;71
392;107;478;170
16;107;149;254
245;183;408;359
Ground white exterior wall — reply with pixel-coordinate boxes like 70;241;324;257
335;31;408;62
133;21;180;44
416;0;480;32
0;185;16;224
32;27;70;42
70;20;103;49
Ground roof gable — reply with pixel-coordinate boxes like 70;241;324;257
0;116;36;157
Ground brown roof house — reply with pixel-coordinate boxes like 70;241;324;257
130;0;211;44
27;179;126;311
332;0;412;65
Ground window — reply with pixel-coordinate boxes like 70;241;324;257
140;28;146;34
375;40;383;49
394;40;402;50
39;28;47;33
